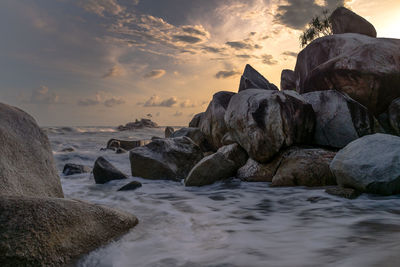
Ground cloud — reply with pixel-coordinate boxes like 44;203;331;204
226;41;253;50
215;70;240;79
261;54;278;65
143;69;166;79
172;35;203;44
282;51;298;58
173;111;183;117
181;25;209;37
30;86;59;104
78;94;124;107
78;98;100;106
202;45;226;54
104;97;125;107
102;65;125;78
180;99;197;108
143;95;178;107
78;0;124;16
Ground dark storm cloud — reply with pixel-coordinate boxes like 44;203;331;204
226;41;253;50
215;70;240;79
172;35;203;44
201;46;226;54
261;54;278;65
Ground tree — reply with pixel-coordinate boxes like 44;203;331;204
299;9;333;48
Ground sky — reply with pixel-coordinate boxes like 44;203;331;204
0;0;399;126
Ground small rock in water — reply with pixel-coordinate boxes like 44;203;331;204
325;186;361;199
116;148;127;154
117;118;158;131
63;163;92;176
61;147;75;152
117;181;142;191
93;157;127;184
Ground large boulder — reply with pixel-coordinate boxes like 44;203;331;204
329;7;377;37
130;137;203;181
185;144;247;186
303;90;381;148
0;103;63;198
93;157;128;184
280;69;296;90
224;89;315;163
62;163;92;176
330;133;400;195
238;64;279;92
388;98;400;135
199;91;235;150
188;112;204;128
170;127;212;152
236;157;281;182
295;33;400;115
0;196;137;266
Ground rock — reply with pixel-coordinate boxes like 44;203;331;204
130;137;203;181
116;148;127;154
170;127;212;152
330;133;400;195
62;163;92;176
377;112;397;135
117;119;158;131
303;90;381;148
199;91;236;150
165;126;174;138
61;147;74;152
117;181;142;191
238;64;279;92
185;144;247;186
224;89;315;163
93;157;127;184
280;69;296;90
0;196;137;266
106;138;151;151
329;7;377;37
325;186;361;199
236;157;281;182
388;98;400;135
295;33;400;115
271;147;336;187
189;112;204;128
0;103;63;198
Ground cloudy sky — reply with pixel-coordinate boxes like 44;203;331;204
0;0;399;126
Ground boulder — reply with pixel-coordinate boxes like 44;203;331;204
185;144;247;186
0;103;63;198
188;112;204;128
280;69;296;90
93;157;127;184
271;148;336;187
224;89;315;163
330;133;400;195
295;33;400;115
325;186;361;199
130;137;203;181
62;163;92;176
388;98;400;135
236;157;281;182
106;138;151;151
170;127;212;152
238;64;279;92
0;196;137;266
118;181;142;191
117;119;158;131
329;7;377;37
303;90;381;148
164;126;174;138
199;91;235;150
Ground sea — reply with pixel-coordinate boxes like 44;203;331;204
45;126;400;267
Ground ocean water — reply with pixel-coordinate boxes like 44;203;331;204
46;126;400;267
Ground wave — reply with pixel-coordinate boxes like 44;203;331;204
43;126;117;134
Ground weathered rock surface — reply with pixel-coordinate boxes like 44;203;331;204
295;33;400;115
236;157;281;182
303;90;381;148
62;163;92;176
225;89;315;163
130;137;203;181
329;7;377;37
280;69;296;90
188;112;204;128
330;133;400;195
325;186;361;199
170;127;212;152
93;157;127;184
0;196;138;267
118;181;142;191
388;98;400;135
185;144;247;186
164;126;174;138
238;64;278;92
0;103;63;198
117;119;158;131
106;138;151;151
199;91;235;151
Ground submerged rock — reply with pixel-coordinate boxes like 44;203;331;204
325;186;361;199
164;126;174;138
329;7;377;37
93;157;128;184
225;89;315;163
170;127;212;152
117;119;158;131
130;137;203;181
238;64;278;92
388;98;400;135
62;163;92;176
185;144;247;186
330;134;400;195
188;112;204;128
280;69;296;91
118;181;142;191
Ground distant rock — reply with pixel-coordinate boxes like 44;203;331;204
236;157;281;182
93;157;128;184
280;69;296;90
130;137;203;181
200;91;235;151
388;98;400;135
189;112;204;128
0;103;64;198
117;119;158;131
238;64;279;92
224;89;315;163
61;147;74;152
325;186;361;199
303;90;381;148
106;138;151;151
329;6;377;37
118;181;142;191
62;163;92;176
330;134;400;195
170;127;212;152
0;196;137;266
295;33;400;115
185;144;247;186
165;126;174;138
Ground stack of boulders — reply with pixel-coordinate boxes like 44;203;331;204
117;118;158;131
0;103;138;266
128;7;400;197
